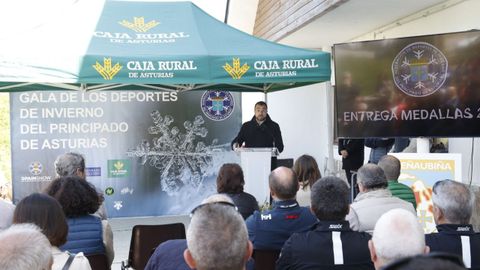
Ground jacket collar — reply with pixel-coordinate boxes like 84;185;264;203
272;199;299;209
313;220;352;232
354;188;392;202
436;224;475;234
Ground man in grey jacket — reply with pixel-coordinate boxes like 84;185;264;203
346;164;416;234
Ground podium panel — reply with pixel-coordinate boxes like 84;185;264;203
237;148;275;205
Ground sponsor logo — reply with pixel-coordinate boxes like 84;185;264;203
200;91;235;121
392;42;448;97
28;161;43;175
108;159;131;178
261;214;272;221
114;201;123;210
119;17;160;33
223;58;249;79
329;224;343;229
93;58;123;80
86;167;101;177
121;187;134;195
285;214;299;220
457;226;471;232
105;187;115;196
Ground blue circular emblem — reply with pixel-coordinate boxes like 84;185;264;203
392;42;448;97
29;161;43;176
201;91;235;121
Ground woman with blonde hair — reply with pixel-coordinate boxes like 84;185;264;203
293;155;321;206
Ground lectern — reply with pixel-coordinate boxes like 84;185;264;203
236;147;278;206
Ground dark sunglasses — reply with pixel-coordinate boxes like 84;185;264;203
190;201;238;217
382;252;465;270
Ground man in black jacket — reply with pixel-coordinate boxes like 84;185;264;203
232;101;283;153
276;176;374;270
426;179;480;269
232;101;283;169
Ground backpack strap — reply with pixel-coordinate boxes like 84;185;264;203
62;252;76;270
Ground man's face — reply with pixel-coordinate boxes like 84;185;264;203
254;104;267;122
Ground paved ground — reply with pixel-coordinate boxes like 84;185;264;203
109;215;190;270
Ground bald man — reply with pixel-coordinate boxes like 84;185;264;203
245;167;317;250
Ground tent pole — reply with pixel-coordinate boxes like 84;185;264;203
325;82;335;176
224;0;230;23
264;91;267;103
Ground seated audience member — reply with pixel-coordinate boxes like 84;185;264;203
426;179;480;269
293;154;321;207
377;155;417;209
246;167;317;250
0;223;53;270
346;164;416;233
276;176;374;270
382;253;466;270
369;209;428;270
13;193;92;270
145;194;254;270
183;194;253;270
45;176;114;266
54;152;108;220
216;163;259;219
0;197;15;230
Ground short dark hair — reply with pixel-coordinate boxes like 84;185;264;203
357;164;388;190
383;253;466;270
254;101;267;109
269;167;298;200
310;176;349;220
293;155;321;190
44;176;101;217
217;163;245;194
13;193;68;246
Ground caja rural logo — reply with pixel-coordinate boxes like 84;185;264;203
392;42;448;97
93;58;123;80
223;58;249;79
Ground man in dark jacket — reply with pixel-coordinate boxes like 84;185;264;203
231;101;284;153
338;138;364;185
246;167;317;250
426;179;480;269
276;176;374;270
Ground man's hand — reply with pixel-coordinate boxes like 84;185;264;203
340;149;349;159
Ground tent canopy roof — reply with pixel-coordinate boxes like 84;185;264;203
0;1;330;92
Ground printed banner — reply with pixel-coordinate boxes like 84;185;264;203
392;153;462;233
10;90;241;217
334;30;480;137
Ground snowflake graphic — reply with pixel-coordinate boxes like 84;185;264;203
114;201;123;210
126;111;229;195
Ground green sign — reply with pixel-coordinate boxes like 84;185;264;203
108;159;130;178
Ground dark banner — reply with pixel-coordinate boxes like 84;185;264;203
334;30;480;138
10;90;241;217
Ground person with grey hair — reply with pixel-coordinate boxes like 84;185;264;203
369;209;428;269
276;176;374;269
54;152;108;220
145;194;254;270
426;179;480;269
183;195;253;270
346;164;416;233
54;152;86;178
0;223;53;270
245;167;317;250
378;155;416;209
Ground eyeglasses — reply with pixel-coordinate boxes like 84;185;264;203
381;252;465;270
189;201;238;218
